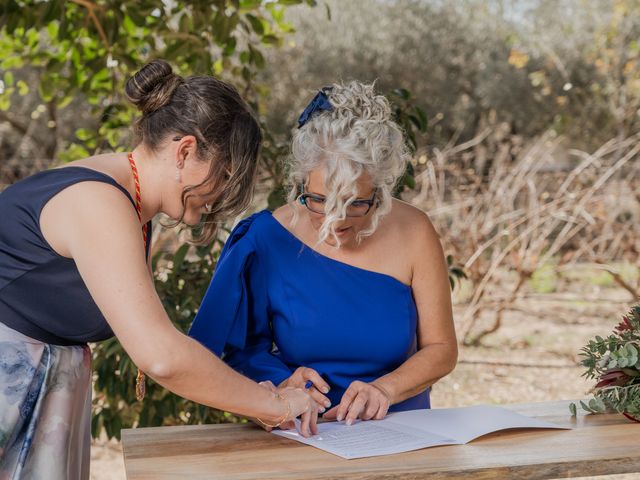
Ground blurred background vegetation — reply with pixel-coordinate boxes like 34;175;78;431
0;0;638;442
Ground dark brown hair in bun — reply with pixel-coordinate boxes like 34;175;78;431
125;59;262;244
125;59;183;115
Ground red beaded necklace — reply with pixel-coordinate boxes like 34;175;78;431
128;151;147;401
127;152;148;245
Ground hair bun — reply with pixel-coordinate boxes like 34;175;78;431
328;81;392;123
125;59;183;114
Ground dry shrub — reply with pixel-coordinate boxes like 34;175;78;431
407;129;640;345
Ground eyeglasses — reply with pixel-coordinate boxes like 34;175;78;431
298;184;379;217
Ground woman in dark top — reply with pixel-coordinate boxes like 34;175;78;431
0;60;317;480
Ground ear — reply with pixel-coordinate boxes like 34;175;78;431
175;135;198;170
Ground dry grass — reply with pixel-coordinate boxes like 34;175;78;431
407;131;639;346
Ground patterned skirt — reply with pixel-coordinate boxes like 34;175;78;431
0;322;92;480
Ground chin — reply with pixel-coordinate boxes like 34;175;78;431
177;212;201;226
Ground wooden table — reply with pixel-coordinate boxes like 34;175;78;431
121;400;640;479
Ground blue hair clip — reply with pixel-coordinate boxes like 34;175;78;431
297;87;333;129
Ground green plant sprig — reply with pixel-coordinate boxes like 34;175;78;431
571;304;640;417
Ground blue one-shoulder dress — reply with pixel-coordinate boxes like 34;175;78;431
189;210;430;411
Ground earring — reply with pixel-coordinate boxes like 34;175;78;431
175;170;181;182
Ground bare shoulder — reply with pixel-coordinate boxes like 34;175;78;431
272;203;296;225
41;180;141;258
381;199;444;267
386;199;440;243
45;179;136;217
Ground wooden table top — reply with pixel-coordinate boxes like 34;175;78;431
121;400;640;479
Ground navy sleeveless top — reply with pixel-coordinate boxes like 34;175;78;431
0;166;152;346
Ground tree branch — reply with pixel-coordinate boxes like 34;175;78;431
0;111;29;135
68;0;111;52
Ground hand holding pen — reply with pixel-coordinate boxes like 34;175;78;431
278;366;332;413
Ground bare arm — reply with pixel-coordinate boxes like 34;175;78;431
324;211;457;423
371;213;458;403
40;182;317;432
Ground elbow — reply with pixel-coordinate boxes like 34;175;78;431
439;342;458;377
134;348;182;382
129;328;190;382
446;343;459;374
141;359;179;382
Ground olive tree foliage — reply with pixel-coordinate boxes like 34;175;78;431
0;0;310;162
261;0;640;150
260;0;549;144
507;0;640;143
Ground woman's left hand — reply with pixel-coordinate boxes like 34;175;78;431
322;380;392;425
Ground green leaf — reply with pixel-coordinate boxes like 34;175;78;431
172;244;190;271
569;402;577;416
123;15;138;35
89;68;110;91
580;400;593;413
16;80;28;96
0;56;24;70
267;184;287;210
250;47;265;68
38;81;55;102
46;21;59;39
41;0;63;23
393;88;411;100
57;95;73;109
0;95;10;111
75;128;94;142
240;0;262;8
261;34;280;45
3;71;14;87
222;37;237;57
593;396;607;412
416;107;428;130
246;14;264;35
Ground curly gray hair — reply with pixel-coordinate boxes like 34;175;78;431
287;80;410;246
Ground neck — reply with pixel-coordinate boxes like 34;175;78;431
129;145;163;225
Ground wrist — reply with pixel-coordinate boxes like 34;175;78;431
371;379;396;404
259;391;291;426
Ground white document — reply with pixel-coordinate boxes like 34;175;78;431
272;405;568;459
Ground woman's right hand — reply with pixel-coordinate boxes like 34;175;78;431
279;367;332;413
258;381;320;437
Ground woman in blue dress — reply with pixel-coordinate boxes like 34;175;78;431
0;60;318;479
190;81;457;429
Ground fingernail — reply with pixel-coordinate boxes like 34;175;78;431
346;418;353;426
337;414;343;422
319;407;325;413
322;386;329;393
325;401;331;408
